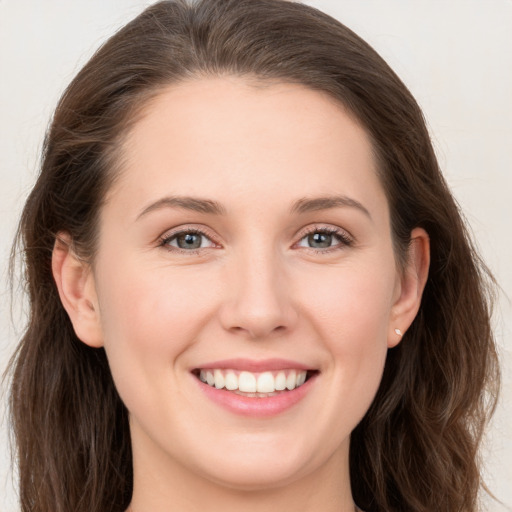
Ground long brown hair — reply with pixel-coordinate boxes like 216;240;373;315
8;1;499;510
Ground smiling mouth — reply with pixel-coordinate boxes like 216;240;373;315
192;368;318;397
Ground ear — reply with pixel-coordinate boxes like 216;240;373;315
52;232;103;348
388;227;430;348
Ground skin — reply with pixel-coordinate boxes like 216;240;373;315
52;77;429;512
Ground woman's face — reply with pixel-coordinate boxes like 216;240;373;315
80;77;418;491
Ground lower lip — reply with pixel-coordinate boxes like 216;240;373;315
195;373;318;417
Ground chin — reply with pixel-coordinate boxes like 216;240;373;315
200;458;311;492
188;436;333;492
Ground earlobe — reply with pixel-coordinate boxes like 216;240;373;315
52;232;103;348
388;227;430;347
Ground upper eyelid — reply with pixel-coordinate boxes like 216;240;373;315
296;224;353;241
159;224;219;243
160;223;350;238
299;224;346;235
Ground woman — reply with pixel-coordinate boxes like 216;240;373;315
7;0;499;511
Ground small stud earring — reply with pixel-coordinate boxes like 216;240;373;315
394;328;403;336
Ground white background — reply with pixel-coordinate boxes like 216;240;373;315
1;1;511;510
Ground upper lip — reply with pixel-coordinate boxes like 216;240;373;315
192;358;314;372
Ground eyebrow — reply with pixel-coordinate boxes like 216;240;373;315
137;196;227;220
290;195;372;220
136;194;371;220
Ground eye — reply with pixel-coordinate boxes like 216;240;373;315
296;226;352;251
160;228;217;252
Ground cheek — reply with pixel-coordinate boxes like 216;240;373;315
94;260;218;399
297;259;395;398
300;259;395;343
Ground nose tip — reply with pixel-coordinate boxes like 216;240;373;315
219;261;298;340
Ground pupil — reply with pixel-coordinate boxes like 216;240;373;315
177;233;201;249
308;232;332;248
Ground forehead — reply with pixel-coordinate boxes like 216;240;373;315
105;76;388;223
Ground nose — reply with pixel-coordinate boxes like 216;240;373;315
219;247;298;340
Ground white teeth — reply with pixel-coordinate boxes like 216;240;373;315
198;368;309;394
275;371;287;391
286;370;297;390
238;371;257;392
256;372;275;393
224;371;238;391
213;369;225;389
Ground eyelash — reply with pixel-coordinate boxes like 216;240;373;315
158;225;353;255
296;225;353;253
158;227;218;255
